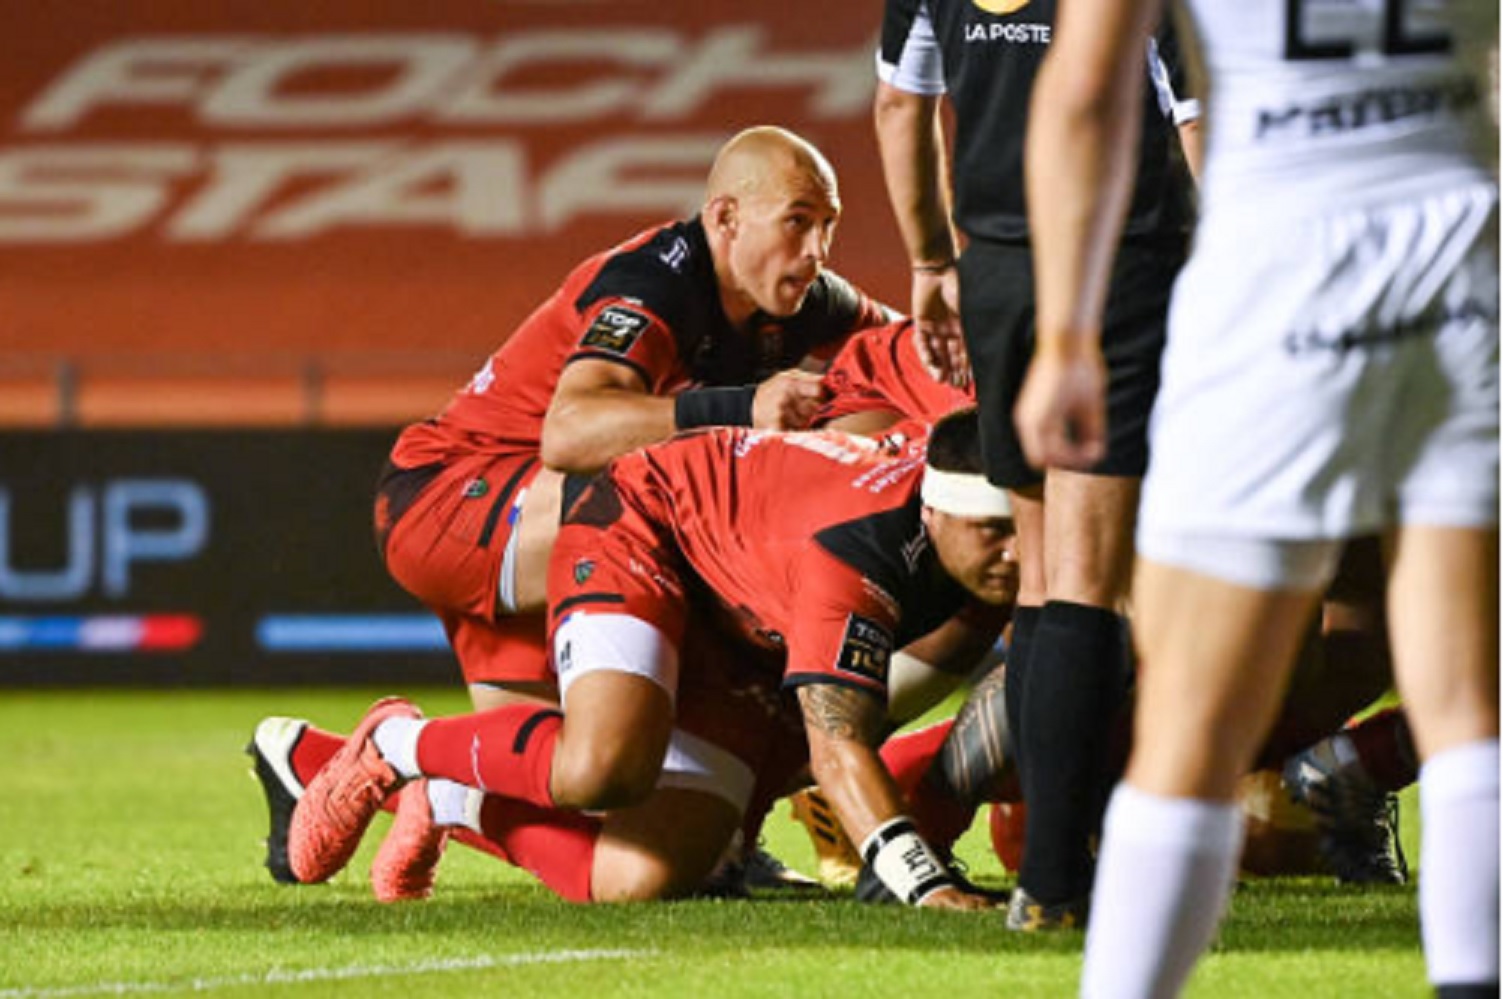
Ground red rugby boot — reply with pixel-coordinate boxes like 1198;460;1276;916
288;697;419;884
370;779;450;903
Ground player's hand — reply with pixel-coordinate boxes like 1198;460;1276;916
911;269;971;389
917;884;998;911
1013;338;1107;470
752;369;827;431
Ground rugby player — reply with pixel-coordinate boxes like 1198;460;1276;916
247;125;890;886
875;0;1201;931
1019;1;1498;994
285;409;1012;907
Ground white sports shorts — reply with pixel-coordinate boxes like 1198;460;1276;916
552;611;756;812
1139;181;1499;590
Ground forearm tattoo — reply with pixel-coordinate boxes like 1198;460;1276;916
936;661;1011;806
799;684;886;746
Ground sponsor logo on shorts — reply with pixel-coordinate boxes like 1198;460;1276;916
834;613;893;685
1282;300;1494;356
581;304;652;354
462;478;489;499
574;558;595;584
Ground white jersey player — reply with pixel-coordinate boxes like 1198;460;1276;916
1016;1;1498;996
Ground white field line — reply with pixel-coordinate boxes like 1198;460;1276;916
0;948;650;998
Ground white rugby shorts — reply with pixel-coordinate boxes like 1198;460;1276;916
1139;181;1499;589
552;611;755;812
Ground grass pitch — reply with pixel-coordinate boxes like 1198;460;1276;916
0;687;1430;997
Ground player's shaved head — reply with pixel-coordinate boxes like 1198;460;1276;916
705;126;839;206
700;126;842;326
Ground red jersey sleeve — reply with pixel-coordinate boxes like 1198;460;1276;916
567;298;684;394
781;542;901;701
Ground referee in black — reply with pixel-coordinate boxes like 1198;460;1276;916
872;0;1200;929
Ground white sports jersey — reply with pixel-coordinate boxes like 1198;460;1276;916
1139;0;1499;577
1189;1;1491;216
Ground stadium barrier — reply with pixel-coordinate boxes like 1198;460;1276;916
0;353;469;429
0;429;459;686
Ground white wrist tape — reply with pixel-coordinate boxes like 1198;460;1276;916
860;816;955;905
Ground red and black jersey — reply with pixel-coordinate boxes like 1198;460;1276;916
392;217;887;467
594;426;976;699
815;319;975;427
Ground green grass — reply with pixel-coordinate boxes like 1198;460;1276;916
0;688;1430;997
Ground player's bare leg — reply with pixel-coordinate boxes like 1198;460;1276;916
547;669;674;810
1386;525;1500;993
1042;470;1137;610
1082;558;1320;998
1010;470;1137;928
1124;562;1319;800
592;789;744;901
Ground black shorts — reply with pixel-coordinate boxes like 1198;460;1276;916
958;237;1185;489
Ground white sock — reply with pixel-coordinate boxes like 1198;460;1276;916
426;779;482;832
1420;739;1500;988
372;716;427;779
1082;784;1244;999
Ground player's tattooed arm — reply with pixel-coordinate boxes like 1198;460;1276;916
936;661;1012;805
798;682;887;747
798;681;909;850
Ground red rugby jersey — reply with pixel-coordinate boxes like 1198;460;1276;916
606;425;975;698
392;218;887;467
815;319;975;427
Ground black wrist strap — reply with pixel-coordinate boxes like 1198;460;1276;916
673;386;757;430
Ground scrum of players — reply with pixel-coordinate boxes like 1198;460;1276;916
249;132;1418;913
250;2;1497;990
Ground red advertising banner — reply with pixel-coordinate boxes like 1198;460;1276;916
0;2;907;424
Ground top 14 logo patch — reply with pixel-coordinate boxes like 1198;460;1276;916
581;304;652;354
835;613;894;685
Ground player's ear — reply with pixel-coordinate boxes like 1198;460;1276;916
707;195;737;236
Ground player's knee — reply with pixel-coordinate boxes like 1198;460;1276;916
1047;548;1133;606
591;854;702;902
551;741;662;810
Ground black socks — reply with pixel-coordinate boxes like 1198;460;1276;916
1017;600;1131;905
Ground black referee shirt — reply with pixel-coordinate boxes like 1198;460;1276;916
879;0;1195;247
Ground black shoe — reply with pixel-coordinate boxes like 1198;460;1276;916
740;846;826;893
698;845;825;899
1283;740;1409;885
245;716;309;884
1004;886;1088;931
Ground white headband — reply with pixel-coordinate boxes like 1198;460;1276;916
920;467;1013;518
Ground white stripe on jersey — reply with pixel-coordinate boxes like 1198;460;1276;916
876;1;946;95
